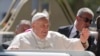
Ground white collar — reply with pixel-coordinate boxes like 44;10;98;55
94;39;97;45
71;24;77;33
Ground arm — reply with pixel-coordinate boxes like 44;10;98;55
7;35;20;50
59;34;85;51
80;28;90;49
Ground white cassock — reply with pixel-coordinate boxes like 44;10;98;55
7;30;84;51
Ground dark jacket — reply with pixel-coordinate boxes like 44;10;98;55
58;25;95;51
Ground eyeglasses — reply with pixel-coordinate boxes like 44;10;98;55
80;16;92;24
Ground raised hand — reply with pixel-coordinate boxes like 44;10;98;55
80;28;89;43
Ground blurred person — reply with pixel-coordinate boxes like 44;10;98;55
58;7;95;50
87;16;100;55
7;12;89;50
15;19;31;34
89;31;98;55
96;15;100;56
1;19;31;49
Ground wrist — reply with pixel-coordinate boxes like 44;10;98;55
81;42;86;44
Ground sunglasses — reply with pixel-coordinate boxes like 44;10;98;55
80;16;92;24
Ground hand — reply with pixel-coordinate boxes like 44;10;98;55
80;28;89;43
7;46;19;50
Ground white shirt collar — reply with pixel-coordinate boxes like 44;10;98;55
71;24;77;33
94;39;97;45
69;20;78;38
71;20;78;33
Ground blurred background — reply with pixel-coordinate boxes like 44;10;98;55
0;0;100;44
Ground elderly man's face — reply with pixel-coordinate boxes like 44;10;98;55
77;13;93;31
32;17;49;39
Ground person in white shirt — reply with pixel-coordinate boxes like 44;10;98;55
7;12;89;51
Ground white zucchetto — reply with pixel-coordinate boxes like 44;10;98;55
32;12;49;23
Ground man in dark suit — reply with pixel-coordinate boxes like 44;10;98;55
58;7;95;51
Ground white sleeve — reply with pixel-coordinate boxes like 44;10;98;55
7;35;21;50
62;35;85;51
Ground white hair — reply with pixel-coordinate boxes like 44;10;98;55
20;20;31;26
77;7;94;18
